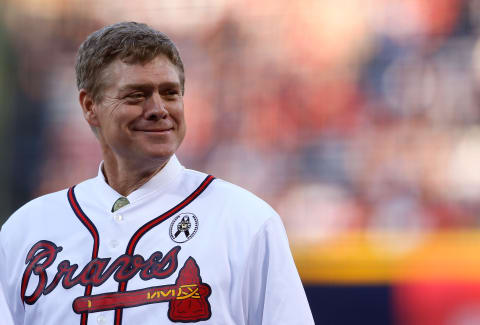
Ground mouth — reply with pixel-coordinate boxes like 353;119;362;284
135;127;173;133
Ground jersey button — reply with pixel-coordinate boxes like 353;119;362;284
113;214;123;222
110;240;119;248
97;314;106;324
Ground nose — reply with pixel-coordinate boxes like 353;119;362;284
145;93;168;120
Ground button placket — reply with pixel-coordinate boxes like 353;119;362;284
109;239;119;249
97;314;106;324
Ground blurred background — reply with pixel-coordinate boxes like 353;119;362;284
2;0;480;324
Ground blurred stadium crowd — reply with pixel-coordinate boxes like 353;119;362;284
4;0;480;324
1;0;479;241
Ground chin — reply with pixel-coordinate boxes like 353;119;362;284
142;145;179;162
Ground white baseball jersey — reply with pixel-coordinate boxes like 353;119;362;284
0;280;14;325
0;155;314;324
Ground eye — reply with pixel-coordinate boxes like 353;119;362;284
125;92;146;103
128;92;145;99
162;89;180;99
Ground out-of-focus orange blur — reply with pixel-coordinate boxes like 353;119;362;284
2;0;480;324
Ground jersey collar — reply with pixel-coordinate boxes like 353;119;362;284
93;155;184;213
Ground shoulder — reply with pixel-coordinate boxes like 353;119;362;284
0;174;99;237
187;168;275;210
2;172;102;230
2;188;69;231
0;187;72;257
0;174;102;253
184;168;280;228
213;178;274;212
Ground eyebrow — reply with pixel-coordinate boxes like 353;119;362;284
118;81;181;93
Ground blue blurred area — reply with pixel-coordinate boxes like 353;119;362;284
305;284;393;325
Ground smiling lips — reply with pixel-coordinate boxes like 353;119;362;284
135;127;173;133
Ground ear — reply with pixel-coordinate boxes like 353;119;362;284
79;89;100;127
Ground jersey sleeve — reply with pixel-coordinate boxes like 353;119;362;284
0;226;24;325
241;215;314;325
0;279;15;325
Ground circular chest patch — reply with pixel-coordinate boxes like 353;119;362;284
169;213;198;243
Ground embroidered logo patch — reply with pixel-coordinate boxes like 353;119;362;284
169;213;198;243
22;241;212;323
72;257;212;322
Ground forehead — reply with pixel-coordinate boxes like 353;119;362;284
101;55;181;91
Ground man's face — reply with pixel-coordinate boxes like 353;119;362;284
92;55;186;167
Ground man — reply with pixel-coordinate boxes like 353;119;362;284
0;281;14;325
0;22;314;324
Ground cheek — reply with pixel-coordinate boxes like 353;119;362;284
169;103;186;125
177;110;187;137
105;106;141;128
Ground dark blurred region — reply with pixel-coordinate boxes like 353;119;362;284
3;0;480;324
0;6;48;221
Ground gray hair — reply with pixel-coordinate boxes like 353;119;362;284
75;21;185;102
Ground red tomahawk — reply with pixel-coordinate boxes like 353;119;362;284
72;257;211;322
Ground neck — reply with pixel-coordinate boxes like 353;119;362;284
101;152;169;197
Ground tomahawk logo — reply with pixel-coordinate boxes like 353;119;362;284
21;240;212;322
72;257;211;322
